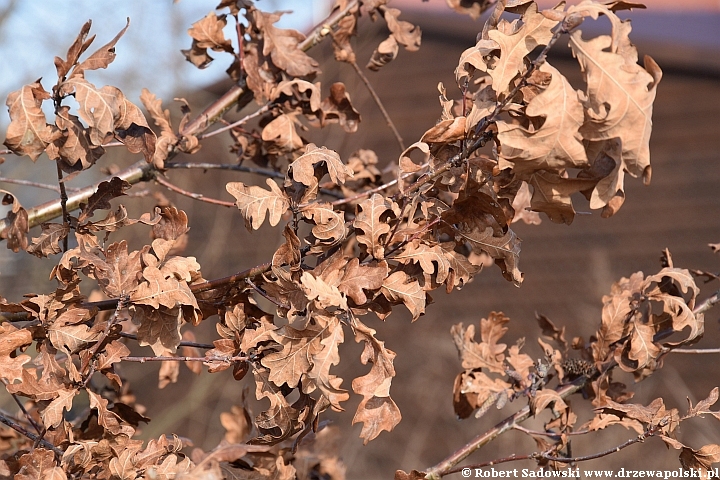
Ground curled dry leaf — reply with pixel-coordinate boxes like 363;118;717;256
351;317;401;444
367;35;399;71
354;194;399;260
4;81;61;161
251;9;319;77
0;190;29;253
289;144;353;188
226;178;291;230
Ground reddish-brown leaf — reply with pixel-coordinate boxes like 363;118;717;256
4;81;61;160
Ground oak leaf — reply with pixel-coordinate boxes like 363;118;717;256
252;9;319;77
50;106;105;171
300;203;346;248
41;387;78;428
0;323;33;382
309;317;349;411
570;19;662;208
380;271;425;321
261;113;303;154
73;18;130;76
383;8;421;52
27;223;69;258
497;63;587;174
131;305;183;355
226;178;290;230
354;194;398;260
4;81;61;160
457;226;523;285
487;3;559;95
320;82;361;133
1;190;29;252
351;318;401;444
289;144;353;188
367;35;399;71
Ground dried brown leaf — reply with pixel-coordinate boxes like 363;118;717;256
226;178;290;230
380;271;425;321
354;194;398;260
4;81;61;160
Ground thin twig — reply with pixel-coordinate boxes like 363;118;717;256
330;163;430;207
118;332;215;349
0;177;80;193
424;379;587;479
671;348;720;354
246;278;290;310
155;175;236;208
198;103;272;140
121;355;247;363
1;380;42;435
346;55;405;151
0;412;63;456
55;162;69;252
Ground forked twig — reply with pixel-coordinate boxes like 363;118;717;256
154;175;236;208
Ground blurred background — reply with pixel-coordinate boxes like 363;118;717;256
0;0;719;478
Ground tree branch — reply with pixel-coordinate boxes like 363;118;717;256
0;1;360;237
154;175;236;208
0;412;63;456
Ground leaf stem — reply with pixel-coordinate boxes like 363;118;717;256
154;175;236;208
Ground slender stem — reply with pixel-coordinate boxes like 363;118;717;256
118;332;214;350
246;278;290;310
55;162;69;252
424;380;586;479
347;55;405;151
331;163;429;207
198;103;272;140
0;177;80;193
0;412;63;456
166;162;285;179
671;348;720;354
155;175;236;208
121;355;247;363
2;380;42;435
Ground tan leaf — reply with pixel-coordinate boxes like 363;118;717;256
221;405;253;444
527;171;597;225
688;387;720;421
41;387;78;428
445;0;494;19
1;190;29;252
530;388;568;415
380;271;425;321
262;323;325;388
451;312;508;374
73;18;129;75
301;271;347;310
57;77;119;145
680;444;720;472
54;20;93;79
4;81;61;160
48;307;98;355
336;258;388;305
421;117;466;144
354;194;398;260
252;10;319;77
320;82;361;133
367;35;399;71
187;12;233;52
261;113;303;154
383;8;421;52
132;305;183;355
0;323;33;382
15;449;60;480
27;223;69;258
51;106;105;171
226;178;290;230
351;318;401;444
131;266;197;310
88;390;123;435
570;23;661;203
393;241;450;285
300;202;346;247
289;144;353;188
497;63;587;174
309;316;349;411
457;226;523;285
455;39;497;85
487;3;559;95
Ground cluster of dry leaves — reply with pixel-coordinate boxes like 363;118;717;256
0;0;709;478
